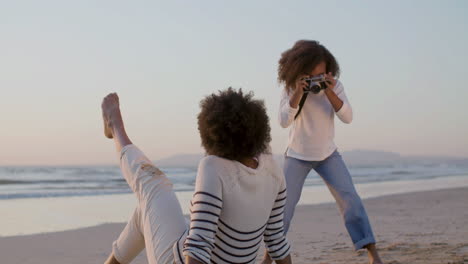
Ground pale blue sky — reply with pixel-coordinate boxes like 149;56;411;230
1;1;467;165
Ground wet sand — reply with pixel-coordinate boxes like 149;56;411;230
1;187;467;263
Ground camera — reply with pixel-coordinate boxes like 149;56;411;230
303;75;328;94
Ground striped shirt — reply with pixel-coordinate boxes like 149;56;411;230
172;154;291;264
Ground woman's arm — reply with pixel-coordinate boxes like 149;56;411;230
183;157;223;263
101;93;133;152
263;173;292;263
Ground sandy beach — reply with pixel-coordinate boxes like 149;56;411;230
1;187;467;264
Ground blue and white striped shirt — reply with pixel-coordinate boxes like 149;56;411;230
173;154;291;264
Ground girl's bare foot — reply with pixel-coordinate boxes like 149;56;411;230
366;243;384;264
100;93;132;152
101;93;122;139
102;112;113;139
261;249;273;264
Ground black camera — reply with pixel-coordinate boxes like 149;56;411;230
303;75;328;94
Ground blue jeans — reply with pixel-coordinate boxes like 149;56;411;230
283;150;376;250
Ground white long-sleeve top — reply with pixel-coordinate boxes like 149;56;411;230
174;154;291;264
278;80;353;161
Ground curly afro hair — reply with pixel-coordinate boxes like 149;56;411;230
197;88;271;161
278;40;340;89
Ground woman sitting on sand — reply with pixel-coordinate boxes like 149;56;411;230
101;88;292;264
262;40;383;264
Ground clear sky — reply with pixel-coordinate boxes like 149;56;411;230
1;0;467;165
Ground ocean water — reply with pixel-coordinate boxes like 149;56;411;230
1;161;468;236
1;162;468;200
0;166;195;200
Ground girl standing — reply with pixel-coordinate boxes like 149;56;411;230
263;40;383;264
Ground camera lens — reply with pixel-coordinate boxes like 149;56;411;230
311;85;321;94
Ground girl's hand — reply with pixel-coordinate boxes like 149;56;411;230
292;74;308;97
288;75;308;109
324;72;337;91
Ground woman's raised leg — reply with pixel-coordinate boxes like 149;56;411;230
108;206;145;264
102;93;187;264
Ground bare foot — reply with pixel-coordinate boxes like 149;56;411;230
366;243;384;264
101;93;122;139
261;250;273;264
368;255;384;264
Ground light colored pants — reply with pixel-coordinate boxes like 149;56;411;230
283;150;376;250
112;145;187;264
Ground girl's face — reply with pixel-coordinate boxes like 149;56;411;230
308;61;326;77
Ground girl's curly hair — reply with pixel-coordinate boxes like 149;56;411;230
197;88;271;161
278;40;340;89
